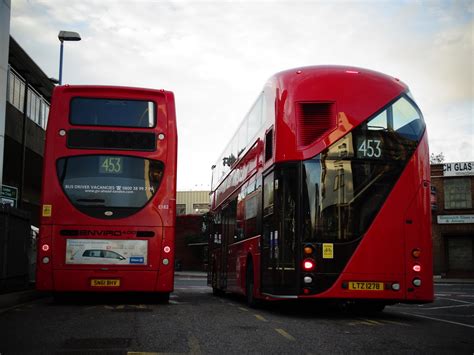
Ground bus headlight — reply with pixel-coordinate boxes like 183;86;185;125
412;278;422;287
42;256;50;264
163;258;169;265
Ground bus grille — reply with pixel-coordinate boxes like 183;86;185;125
67;130;156;151
296;102;336;147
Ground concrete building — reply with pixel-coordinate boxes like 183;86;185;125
1;36;54;226
176;190;210;215
431;161;474;278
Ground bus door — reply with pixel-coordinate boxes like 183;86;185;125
261;167;298;295
219;200;236;290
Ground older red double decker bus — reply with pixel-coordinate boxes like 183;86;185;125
208;66;433;312
36;85;177;301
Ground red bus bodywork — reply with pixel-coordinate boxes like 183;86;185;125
208;66;433;309
36;85;177;297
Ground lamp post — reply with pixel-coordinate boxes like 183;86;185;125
58;31;81;85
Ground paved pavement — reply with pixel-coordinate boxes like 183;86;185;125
0;273;472;310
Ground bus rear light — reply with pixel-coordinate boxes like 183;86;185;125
302;259;316;272
412;278;422;287
164;246;171;253
41;244;50;252
413;264;421;272
303;276;313;284
391;283;400;291
58;129;66;136
346;70;359;74
42;256;50;264
303;288;310;294
162;258;169;265
412;248;421;258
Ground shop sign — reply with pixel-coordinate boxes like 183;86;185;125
1;185;18;207
437;215;474;224
443;162;474;177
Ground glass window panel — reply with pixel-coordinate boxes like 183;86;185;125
367;110;387;130
444;178;472;209
176;204;186;215
56;155;164;219
237;121;247;157
392;97;423;141
70;98;156;128
247;94;263;143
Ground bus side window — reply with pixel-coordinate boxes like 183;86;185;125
265;128;273;162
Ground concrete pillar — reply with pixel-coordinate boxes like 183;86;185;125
0;0;11;186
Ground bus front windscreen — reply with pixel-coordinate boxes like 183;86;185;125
57;155;164;219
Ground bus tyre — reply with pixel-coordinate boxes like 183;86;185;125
246;262;258;308
157;292;170;304
352;301;385;315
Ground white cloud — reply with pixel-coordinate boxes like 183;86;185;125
10;0;474;189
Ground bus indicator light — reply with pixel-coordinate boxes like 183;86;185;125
304;245;314;255
412;248;421;258
42;256;50;264
163;258;169;265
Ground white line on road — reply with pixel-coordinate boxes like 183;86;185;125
423;304;474;310
275;328;296;341
400;312;474;329
436;297;473;304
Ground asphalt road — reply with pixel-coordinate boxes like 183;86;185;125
0;278;473;354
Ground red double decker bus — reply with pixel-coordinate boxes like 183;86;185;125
208;66;433;311
36;85;177;301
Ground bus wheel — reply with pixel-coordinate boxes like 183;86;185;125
246;262;258;308
352;301;385;314
157;292;170;304
212;265;223;296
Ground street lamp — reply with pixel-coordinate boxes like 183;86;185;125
58;30;81;85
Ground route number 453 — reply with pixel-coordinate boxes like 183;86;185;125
358;139;382;158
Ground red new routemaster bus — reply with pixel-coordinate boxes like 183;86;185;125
36;85;177;301
208;66;433;311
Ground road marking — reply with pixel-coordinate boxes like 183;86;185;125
356;320;376;326
423;304;474;310
436;297;472;304
400;312;474;329
238;307;249;312
360;318;383;325
275;328;296;341
188;335;202;354
254;314;268;322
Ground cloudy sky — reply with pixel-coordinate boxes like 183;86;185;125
10;0;473;190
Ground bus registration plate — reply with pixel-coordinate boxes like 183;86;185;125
90;279;120;287
349;282;384;291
